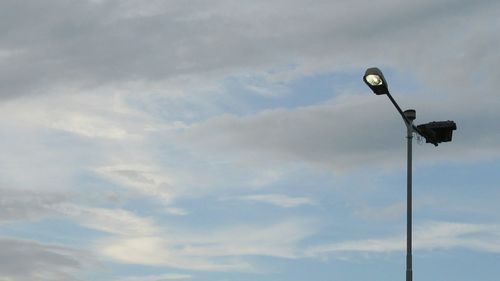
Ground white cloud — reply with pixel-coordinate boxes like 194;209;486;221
28;197;317;272
49;112;130;140
237;194;315;208
177;219;317;259
18;87;156;141
307;221;500;257
97;235;254;271
96;164;177;205
96;218;318;271
51;204;252;271
0;190;316;272
247;169;284;187
165;207;189;216
414;221;500;252
117;273;192;281
54;204;160;237
0;87;173;196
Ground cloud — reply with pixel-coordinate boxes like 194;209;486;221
353;202;405;221
54;204;160;237
164;207;190;216
0;1;499;279
1;0;498;100
39;199;317;272
0;186;313;272
0;84;159;140
0;89;157;196
178;96;394;170
0;189;68;223
1;0;498;181
0;188;162;240
95;164;177;205
46;203;251;271
96;218;318;271
117;273;192;281
178;89;500;171
0;237;90;281
175;219;317;259
307;221;500;257
236;194;315;208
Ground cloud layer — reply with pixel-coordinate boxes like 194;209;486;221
1;0;499;98
0;238;88;281
1;0;500;280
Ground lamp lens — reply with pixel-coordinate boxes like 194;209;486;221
365;74;383;86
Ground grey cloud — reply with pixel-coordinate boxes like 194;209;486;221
178;97;402;170
0;0;498;178
0;238;88;281
0;189;68;222
178;91;500;170
1;0;498;98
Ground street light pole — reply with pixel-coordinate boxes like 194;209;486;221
404;109;415;281
363;67;456;281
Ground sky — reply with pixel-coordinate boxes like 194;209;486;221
1;0;500;280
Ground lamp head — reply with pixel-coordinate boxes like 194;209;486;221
363;67;389;95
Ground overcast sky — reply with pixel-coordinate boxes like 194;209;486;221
1;1;500;280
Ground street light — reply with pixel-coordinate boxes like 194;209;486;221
363;67;456;281
363;67;389;95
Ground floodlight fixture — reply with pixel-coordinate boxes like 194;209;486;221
417;121;457;145
363;67;389;95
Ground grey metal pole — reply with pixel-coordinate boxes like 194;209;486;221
404;110;416;281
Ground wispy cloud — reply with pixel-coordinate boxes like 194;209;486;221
0;189;68;223
94;217;318;271
165;207;190;216
0;237;92;281
54;204;160;237
37;197;317;272
236;194;315;208
96;164;177;205
307;221;500;257
117;273;192;281
353;202;405;221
